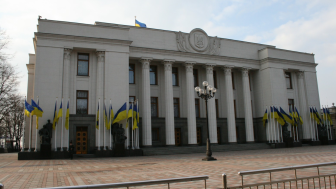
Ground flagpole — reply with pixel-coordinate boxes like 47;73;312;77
109;99;112;150
98;98;101;150
55;98;58;151
34;96;39;152
295;107;299;142
28;111;32;152
61;98;64;151
104;99;106;150
22;97;26;152
266;106;270;143
131;101;134;150
136;99;139;149
67;98;70;151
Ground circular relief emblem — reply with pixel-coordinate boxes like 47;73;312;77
189;28;209;52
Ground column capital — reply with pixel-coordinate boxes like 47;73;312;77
64;48;72;60
184;61;196;72
203;63;216;74
140;57;153;69
162;59;175;72
222;65;234;75
296;71;304;79
241;67;251;77
96;51;105;62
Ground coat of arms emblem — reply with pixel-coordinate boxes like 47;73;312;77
195;34;204;48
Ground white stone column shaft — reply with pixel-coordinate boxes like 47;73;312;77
185;62;197;144
297;71;310;140
223;66;237;143
163;60;175;145
96;51;105;148
205;64;218;143
140;58;152;146
63;48;72;149
242;68;254;142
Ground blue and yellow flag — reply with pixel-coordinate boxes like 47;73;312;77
57;101;63;119
295;107;303;125
104;103;109;129
290;107;297;126
310;107;313;118
135;19;146;28
24;100;34;117
52;101;58;130
113;102;127;124
65;100;70;130
274;107;286;126
270;106;274;118
262;109;268;127
133;103;139;130
327;108;333;125
96;102;99;130
31;99;43;117
126;104;134;128
313;108;321;124
273;106;279;119
108;104;114;130
280;107;293;125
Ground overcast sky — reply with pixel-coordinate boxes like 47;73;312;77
0;0;335;107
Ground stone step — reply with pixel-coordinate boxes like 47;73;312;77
142;143;271;156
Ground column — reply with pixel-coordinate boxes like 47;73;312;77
96;51;105;148
63;48;72;148
223;66;237;143
297;71;309;140
163;60;175;146
204;64;218;144
242;68;254;142
184;62;197;145
140;58;152;146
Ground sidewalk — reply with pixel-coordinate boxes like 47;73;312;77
0;145;335;189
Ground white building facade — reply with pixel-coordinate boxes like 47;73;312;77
24;18;321;153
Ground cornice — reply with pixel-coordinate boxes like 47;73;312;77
260;57;317;67
34;32;133;46
130;46;259;65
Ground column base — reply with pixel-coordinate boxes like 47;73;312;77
202;156;217;161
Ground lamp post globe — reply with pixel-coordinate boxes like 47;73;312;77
195;81;217;161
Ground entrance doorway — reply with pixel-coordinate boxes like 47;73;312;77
175;128;181;146
76;127;88;154
197;127;202;145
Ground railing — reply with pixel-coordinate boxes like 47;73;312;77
37;175;209;189
223;162;336;189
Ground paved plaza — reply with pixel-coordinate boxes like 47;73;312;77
0;145;335;189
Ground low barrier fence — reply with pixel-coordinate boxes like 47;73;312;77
36;175;209;189
223;162;336;189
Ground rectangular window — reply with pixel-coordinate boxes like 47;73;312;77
232;72;235;90
195;99;200;118
129;64;135;84
172;67;178;86
76;90;88;114
213;71;217;88
234;100;237;118
288;99;294;111
129;96;135;104
152;128;160;142
193;69;199;87
215;99;219;118
150;66;157;85
151;97;158;117
174;98;180;118
249;73;252;91
285;72;292;89
77;53;89;76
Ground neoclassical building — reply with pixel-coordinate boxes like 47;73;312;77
24;18;321;153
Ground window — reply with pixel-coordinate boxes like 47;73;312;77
288;99;294;111
215;99;219;118
172;67;178;86
249;73;252;91
129;64;135;84
195;99;200;118
151;97;158;117
285;72;292;89
129;96;135;104
234;100;237;118
76;90;88;114
232;72;235;89
213;71;217;88
150;66;157;85
193;69;199;87
77;53;89;76
174;98;180;118
152;128;160;141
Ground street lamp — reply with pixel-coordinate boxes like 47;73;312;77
195;81;217;161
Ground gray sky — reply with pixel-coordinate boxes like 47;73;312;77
1;0;335;107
